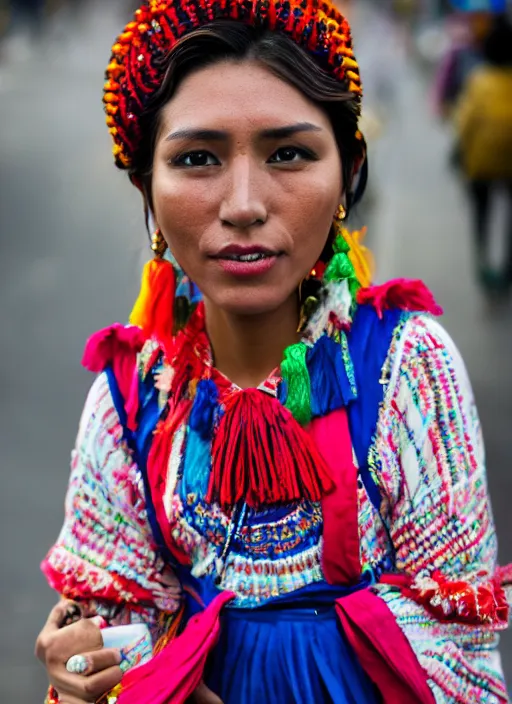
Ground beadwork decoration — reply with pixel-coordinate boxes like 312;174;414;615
104;0;363;168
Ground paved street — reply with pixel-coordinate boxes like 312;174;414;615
0;1;510;699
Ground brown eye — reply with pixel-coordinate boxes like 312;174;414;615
269;147;316;163
173;151;220;167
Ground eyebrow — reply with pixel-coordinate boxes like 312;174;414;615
165;122;323;142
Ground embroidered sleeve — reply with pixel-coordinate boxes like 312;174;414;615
41;373;180;635
371;315;509;703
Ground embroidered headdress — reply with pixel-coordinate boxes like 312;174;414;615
104;0;363;168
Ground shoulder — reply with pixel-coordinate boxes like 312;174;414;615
75;371;129;465
81;322;152;431
77;372;118;443
347;279;444;375
82;322;147;374
384;313;472;398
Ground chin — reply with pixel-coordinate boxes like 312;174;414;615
210;286;294;317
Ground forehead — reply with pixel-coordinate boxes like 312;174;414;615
159;60;332;133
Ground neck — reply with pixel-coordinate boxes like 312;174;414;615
204;295;301;389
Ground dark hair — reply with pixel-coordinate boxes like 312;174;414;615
483;15;512;66
130;20;367;258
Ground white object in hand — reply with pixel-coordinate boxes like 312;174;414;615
101;624;153;672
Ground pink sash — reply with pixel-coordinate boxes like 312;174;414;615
311;408;435;704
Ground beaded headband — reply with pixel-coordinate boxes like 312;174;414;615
104;0;363;168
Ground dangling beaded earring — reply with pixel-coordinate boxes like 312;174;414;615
335;204;347;223
129;228;176;359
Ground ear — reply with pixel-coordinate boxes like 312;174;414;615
352;143;367;189
349;144;368;206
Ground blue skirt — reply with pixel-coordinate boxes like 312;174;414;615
205;599;381;704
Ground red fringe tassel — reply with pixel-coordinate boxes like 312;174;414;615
206;389;335;510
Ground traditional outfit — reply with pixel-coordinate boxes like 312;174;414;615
42;0;511;702
42;276;511;703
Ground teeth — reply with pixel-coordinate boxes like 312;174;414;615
225;253;269;262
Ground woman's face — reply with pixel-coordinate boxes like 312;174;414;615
152;59;343;317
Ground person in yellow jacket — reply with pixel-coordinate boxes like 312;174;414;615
455;14;512;292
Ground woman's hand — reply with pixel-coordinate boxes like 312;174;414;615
189;682;224;704
36;601;122;704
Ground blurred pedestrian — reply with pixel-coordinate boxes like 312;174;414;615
455;14;512;292
433;11;492;120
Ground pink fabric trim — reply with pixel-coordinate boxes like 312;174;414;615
336;589;435;704
118;591;235;704
309;409;361;584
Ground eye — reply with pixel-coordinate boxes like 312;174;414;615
172;151;220;167
268;147;317;164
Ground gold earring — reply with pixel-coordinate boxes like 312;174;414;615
151;228;168;259
335;204;347;222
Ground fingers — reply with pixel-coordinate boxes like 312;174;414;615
54;665;123;703
36;602;79;662
61;603;83;628
46;601;78;632
66;648;121;676
38;616;103;669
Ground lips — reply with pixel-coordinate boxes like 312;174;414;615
211;244;281;278
212;244;279;261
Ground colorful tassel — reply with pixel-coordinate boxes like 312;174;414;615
189;379;219;438
341;226;374;288
180;428;212;500
180;380;219;499
307;335;356;417
280;341;312;426
129;257;176;360
324;233;360;300
356;279;444;319
206;389;334;510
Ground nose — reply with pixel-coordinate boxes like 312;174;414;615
219;156;268;229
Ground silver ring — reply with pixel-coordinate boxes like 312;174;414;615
65;654;88;674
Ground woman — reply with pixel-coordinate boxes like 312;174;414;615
455;14;512;293
35;1;511;703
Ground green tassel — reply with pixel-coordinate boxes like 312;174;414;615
281;341;312;425
324;234;361;302
333;233;350;255
324;251;354;283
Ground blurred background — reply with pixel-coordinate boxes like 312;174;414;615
0;0;511;699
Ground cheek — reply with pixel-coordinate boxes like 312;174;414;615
152;169;214;265
283;170;340;263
